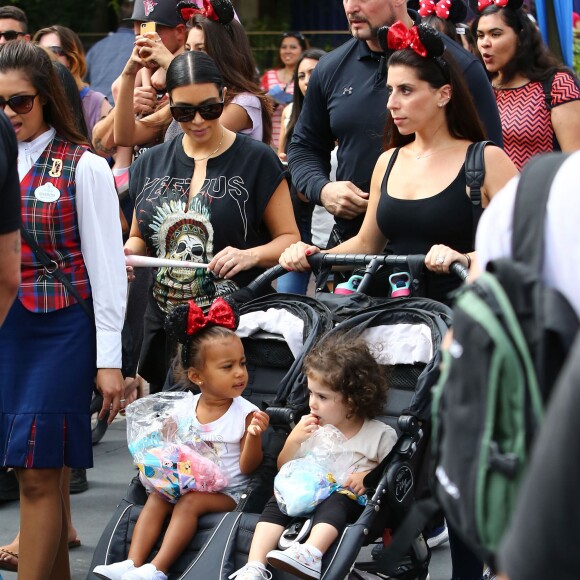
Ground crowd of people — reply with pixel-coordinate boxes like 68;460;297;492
0;0;579;579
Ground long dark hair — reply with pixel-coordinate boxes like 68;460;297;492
285;48;326;153
472;6;577;84
188;14;272;144
0;41;89;146
52;61;91;145
385;48;486;149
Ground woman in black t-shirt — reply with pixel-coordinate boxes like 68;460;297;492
125;51;298;386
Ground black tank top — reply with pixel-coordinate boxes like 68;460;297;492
376;147;474;303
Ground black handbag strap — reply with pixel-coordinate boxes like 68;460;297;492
465;140;495;241
20;227;94;320
512;153;570;273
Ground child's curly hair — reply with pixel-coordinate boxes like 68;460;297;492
303;331;389;420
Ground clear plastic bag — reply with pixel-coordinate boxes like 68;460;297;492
126;391;229;503
274;425;354;516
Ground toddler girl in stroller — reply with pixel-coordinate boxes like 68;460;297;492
230;331;397;580
94;298;270;580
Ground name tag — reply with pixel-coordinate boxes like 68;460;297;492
34;182;61;203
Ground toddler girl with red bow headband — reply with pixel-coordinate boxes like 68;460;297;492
93;296;270;580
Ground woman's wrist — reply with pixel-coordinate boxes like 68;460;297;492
463;253;472;269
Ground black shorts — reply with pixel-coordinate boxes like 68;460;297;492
260;493;364;532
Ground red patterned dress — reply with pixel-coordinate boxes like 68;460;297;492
494;72;580;170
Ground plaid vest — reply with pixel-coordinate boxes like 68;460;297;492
19;136;92;312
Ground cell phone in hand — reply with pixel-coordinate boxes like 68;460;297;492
140;21;156;35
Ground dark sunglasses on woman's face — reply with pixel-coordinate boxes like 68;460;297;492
0;94;38;114
0;30;25;41
45;45;66;57
169;101;224;122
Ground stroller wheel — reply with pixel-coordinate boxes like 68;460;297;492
91;392;109;445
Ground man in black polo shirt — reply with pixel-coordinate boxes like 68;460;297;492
288;0;503;242
0;109;20;326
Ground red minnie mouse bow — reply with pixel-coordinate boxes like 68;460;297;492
478;0;509;10
186;297;237;335
179;0;219;23
386;21;428;57
419;0;453;19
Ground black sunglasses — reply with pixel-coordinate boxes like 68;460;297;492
0;30;25;41
0;94;38;114
170;100;224;122
43;45;66;57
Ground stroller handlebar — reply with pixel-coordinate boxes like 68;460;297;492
239;255;467;302
241;264;287;297
307;253;426;271
449;261;469;281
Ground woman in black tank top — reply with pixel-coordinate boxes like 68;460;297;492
280;22;517;304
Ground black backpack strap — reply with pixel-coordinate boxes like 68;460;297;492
20;227;94;320
511;153;570;272
465;140;495;241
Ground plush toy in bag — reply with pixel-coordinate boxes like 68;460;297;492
126;391;228;503
274;425;355;516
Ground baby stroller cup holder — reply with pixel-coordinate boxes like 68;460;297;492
308;253;426;298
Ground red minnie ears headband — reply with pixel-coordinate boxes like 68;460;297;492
475;0;524;11
377;21;445;59
176;0;235;25
186;297;238;336
418;0;468;23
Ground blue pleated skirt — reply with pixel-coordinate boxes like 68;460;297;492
0;299;96;468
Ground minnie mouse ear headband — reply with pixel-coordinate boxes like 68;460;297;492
176;0;235;25
377;21;445;59
377;22;449;80
472;0;523;11
166;296;239;344
166;296;240;367
418;0;468;23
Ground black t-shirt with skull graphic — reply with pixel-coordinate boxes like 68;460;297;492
129;133;288;312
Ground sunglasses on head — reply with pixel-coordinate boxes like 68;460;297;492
170;100;224;122
282;32;305;40
0;30;25;41
0;94;38;114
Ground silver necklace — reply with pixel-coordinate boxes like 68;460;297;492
191;127;224;162
412;144;459;160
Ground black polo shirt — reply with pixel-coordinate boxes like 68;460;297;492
288;13;502;240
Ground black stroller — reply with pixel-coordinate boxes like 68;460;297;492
299;253;463;580
88;257;461;580
87;269;333;580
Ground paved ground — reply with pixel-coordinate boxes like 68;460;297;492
0;418;451;580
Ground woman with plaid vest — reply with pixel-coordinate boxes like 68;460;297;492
0;41;127;580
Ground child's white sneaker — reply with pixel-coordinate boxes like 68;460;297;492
267;543;322;579
93;559;136;580
229;561;272;579
121;563;168;580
